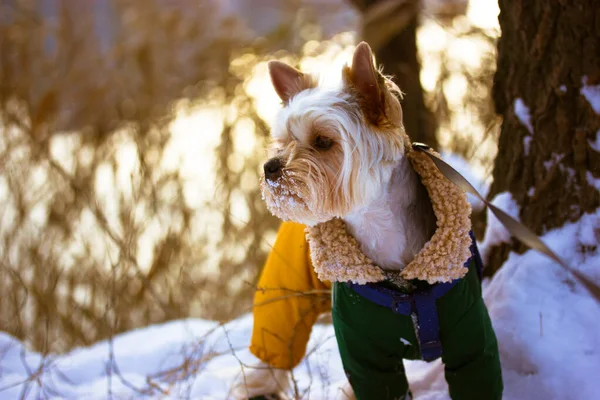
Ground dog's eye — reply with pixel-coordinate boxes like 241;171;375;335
313;135;333;150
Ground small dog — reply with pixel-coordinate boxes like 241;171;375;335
256;42;502;400
261;42;435;270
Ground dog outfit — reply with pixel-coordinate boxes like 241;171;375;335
249;147;503;399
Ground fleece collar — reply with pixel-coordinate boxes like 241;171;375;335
305;147;473;285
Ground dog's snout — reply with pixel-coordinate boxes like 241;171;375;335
264;158;282;181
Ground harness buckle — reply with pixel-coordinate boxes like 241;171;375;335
391;293;412;315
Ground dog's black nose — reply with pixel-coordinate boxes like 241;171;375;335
264;158;282;181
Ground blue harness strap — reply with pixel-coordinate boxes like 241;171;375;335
346;231;483;362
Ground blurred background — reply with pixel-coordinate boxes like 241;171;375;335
0;0;500;354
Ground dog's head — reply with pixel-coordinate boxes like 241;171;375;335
260;42;408;226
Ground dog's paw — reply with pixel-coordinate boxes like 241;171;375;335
230;363;290;400
336;381;356;400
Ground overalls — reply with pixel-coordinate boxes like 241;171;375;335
331;235;503;400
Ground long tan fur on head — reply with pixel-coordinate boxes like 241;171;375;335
261;42;409;226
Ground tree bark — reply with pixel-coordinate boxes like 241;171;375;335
350;0;438;149
485;0;600;275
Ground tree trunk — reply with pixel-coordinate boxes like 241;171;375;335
350;0;438;149
485;0;600;275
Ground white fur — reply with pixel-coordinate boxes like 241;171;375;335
269;82;434;269
337;380;357;400
230;363;290;399
269;85;406;226
344;156;435;270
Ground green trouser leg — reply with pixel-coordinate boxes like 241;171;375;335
331;260;503;400
437;260;503;400
332;282;416;400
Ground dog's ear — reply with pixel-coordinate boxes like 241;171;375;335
268;61;315;105
344;42;388;124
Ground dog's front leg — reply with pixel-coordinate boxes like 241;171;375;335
230;362;291;400
336;380;356;400
331;281;415;400
437;260;503;399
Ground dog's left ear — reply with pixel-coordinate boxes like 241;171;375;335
268;61;316;105
344;42;389;125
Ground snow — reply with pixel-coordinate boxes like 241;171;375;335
2;209;599;399
267;179;280;188
484;210;600;400
514;98;534;155
541;153;577;188
514;98;534;134
586;171;600;191
580;76;600;114
543;153;565;171
2;171;600;400
0;316;349;399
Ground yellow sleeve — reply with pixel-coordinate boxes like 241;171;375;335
249;221;332;370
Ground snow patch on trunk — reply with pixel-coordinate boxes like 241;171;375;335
543;153;565;171
581;76;600;114
514;98;534;134
586;171;600;190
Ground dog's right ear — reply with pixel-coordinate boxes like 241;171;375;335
268;61;315;105
343;42;389;125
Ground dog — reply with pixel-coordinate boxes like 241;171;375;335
242;42;502;400
260;43;435;262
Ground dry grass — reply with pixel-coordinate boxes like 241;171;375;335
0;0;285;354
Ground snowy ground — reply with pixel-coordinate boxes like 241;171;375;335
2;209;598;399
1;157;599;399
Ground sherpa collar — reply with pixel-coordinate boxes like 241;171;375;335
305;146;473;285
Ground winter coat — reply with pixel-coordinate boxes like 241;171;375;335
249;221;332;370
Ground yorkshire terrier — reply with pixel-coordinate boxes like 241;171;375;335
260;42;435;276
237;42;502;400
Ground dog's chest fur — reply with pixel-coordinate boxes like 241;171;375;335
343;156;436;271
305;149;474;285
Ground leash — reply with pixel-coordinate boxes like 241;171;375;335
412;142;600;302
